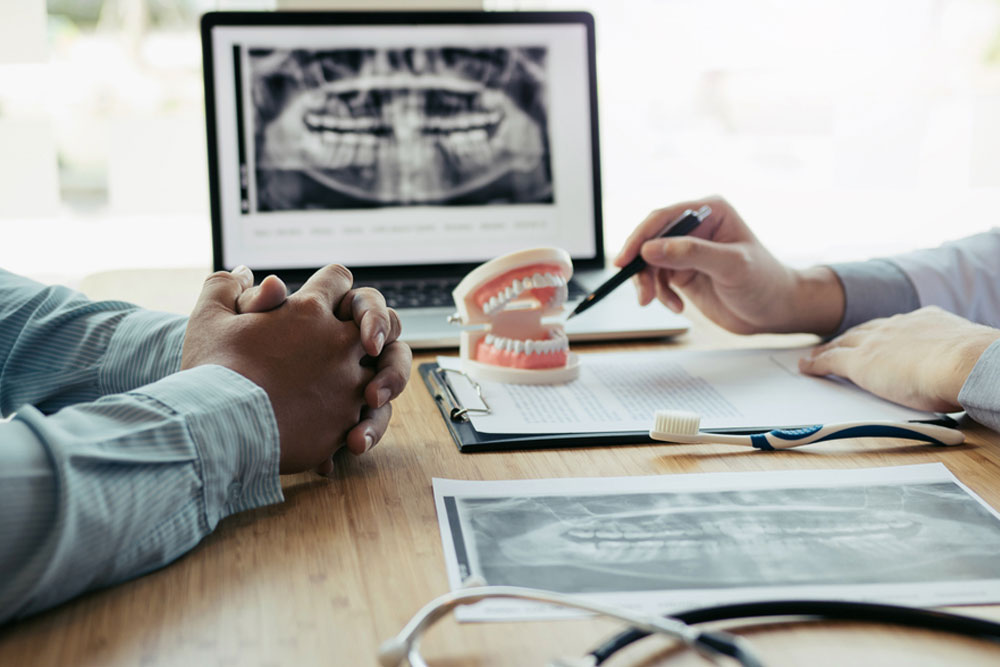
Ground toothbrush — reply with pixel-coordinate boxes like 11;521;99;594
649;410;965;450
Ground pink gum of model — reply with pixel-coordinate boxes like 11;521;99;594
451;247;580;384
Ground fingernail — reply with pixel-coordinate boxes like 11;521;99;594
231;265;253;288
374;331;386;356
377;387;391;408
364;432;375;452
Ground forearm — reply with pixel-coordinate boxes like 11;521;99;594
889;228;1000;326
820;231;1000;336
0;270;186;415
826;259;920;336
785;266;847;336
0;366;282;624
789;230;1000;337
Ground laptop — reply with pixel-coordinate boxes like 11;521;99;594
200;10;689;348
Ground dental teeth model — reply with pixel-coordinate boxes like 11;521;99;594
451;247;580;384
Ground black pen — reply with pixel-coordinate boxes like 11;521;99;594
567;205;712;320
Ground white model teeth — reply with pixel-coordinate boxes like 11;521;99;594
481;272;568;315
550;284;569;308
484;332;569;355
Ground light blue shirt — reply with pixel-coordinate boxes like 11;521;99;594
0;269;283;624
831;228;1000;433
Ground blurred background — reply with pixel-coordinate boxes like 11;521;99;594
2;0;1000;289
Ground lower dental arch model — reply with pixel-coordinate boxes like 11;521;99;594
451;247;580;384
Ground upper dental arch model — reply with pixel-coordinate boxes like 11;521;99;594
451;247;580;384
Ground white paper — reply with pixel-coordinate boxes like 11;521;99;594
438;347;936;434
433;463;1000;621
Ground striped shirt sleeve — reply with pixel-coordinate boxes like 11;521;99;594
0;270;283;623
0;269;187;414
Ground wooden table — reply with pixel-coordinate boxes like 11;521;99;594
4;285;1000;666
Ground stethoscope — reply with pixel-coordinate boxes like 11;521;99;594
378;585;1000;666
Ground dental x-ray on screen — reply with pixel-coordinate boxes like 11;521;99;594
250;46;554;210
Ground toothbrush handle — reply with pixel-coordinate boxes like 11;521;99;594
751;422;965;450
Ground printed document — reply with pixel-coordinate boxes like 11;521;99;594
437;347;938;435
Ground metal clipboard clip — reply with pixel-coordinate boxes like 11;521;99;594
431;367;491;422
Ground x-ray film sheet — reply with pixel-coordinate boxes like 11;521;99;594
433;464;1000;621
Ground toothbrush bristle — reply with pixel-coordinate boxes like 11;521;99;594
650;409;703;442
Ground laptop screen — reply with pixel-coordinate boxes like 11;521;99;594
202;11;603;279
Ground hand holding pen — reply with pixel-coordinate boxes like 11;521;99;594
568;205;711;319
603;194;987;426
609;196;846;337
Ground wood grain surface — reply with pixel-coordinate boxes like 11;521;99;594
4;304;1000;667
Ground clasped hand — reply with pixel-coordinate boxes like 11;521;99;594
181;264;412;474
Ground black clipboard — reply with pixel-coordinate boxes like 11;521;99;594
419;361;962;453
419;362;651;452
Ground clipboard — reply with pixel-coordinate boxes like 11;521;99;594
419;360;962;454
419;361;652;452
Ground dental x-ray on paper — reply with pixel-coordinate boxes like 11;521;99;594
447;483;1000;594
249;46;553;210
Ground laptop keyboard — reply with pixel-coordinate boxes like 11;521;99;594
359;278;459;309
357;277;588;309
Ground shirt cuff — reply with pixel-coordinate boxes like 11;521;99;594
132;365;283;523
828;260;921;335
100;308;187;394
958;339;1000;433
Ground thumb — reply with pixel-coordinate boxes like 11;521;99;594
237;274;288;314
191;266;254;318
639;236;745;279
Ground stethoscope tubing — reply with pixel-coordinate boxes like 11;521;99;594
588;599;1000;664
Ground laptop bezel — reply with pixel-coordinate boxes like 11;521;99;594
200;9;605;286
